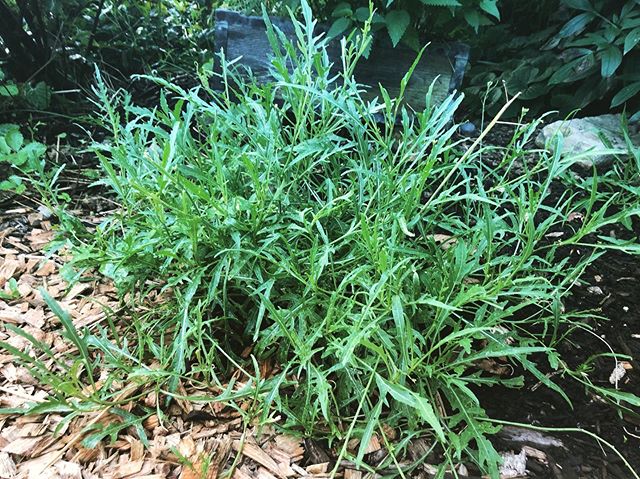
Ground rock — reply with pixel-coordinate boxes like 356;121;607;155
458;121;477;136
535;114;640;170
499;449;527;478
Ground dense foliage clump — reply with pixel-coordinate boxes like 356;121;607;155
45;8;639;474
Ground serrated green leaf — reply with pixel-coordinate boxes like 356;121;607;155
611;81;640;107
385;10;410;47
480;0;500;19
464;10;481;32
601;46;623;77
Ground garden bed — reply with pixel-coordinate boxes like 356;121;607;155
1;123;639;478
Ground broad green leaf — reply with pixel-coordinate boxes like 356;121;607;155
327;17;351;39
624;27;640;54
0;84;18;96
25;81;51;110
331;2;352;18
385;10;410;47
15;142;46;166
0;178;19;191
558;13;594;38
5;129;23;152
611;81;640;107
563;0;593;11
549;57;583;84
463;10;490;32
0;137;10;155
600;46;623;77
355;7;381;23
419;0;461;5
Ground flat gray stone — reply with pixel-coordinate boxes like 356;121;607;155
535;114;640;170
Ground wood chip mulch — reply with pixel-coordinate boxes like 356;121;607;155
0;207;386;479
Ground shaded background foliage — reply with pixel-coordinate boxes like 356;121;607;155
0;0;638;120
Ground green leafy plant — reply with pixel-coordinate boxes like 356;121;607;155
27;3;640;476
0;123;47;193
466;0;640;117
324;0;501;49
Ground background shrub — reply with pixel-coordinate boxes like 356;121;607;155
467;0;640;118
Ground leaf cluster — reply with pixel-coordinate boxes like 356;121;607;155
466;0;640;117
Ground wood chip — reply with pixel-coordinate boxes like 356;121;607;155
344;469;363;479
0;451;17;478
306;463;329;474
54;460;83;479
232;440;284;478
1;436;43;456
34;260;56;277
232;467;254;479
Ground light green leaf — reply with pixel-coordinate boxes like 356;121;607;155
0;137;10;155
5;129;23;152
376;374;446;441
0;84;18;96
0;178;19;191
480;0;500;19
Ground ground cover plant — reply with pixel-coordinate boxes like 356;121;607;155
12;4;637;476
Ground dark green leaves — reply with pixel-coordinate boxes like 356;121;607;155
558;12;595;38
601;46;623;77
385;10;410;47
611;81;640;106
624;27;640;53
327;17;352;39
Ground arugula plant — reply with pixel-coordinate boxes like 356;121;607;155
31;2;640;476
